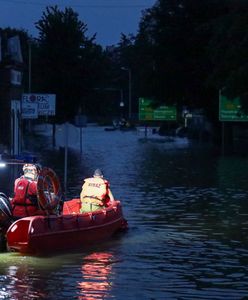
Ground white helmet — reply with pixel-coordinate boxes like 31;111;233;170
23;164;38;180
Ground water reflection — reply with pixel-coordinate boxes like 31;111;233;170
1;126;248;299
77;252;114;300
0;250;117;300
0;262;48;299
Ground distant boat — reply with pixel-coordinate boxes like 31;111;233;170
104;127;117;131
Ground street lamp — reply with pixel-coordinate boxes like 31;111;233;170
120;88;124;106
121;67;132;119
119;89;125;117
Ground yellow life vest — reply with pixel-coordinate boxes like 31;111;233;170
81;177;109;205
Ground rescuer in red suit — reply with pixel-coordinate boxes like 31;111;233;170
11;164;45;218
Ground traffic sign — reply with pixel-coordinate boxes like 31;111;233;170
22;93;56;116
139;98;177;121
219;95;248;121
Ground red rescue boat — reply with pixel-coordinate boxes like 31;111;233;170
6;198;128;255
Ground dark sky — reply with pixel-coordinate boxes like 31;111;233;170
0;0;156;46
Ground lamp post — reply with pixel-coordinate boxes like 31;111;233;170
26;39;32;134
121;67;132;119
28;40;32;93
119;89;124;117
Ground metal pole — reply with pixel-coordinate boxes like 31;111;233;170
222;122;225;155
219;88;225;155
64;122;68;193
27;41;32;133
28;41;31;93
120;89;123;102
121;67;132;119
119;89;124;118
80;127;82;154
128;69;132;119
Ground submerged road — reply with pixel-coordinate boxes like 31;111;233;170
0;124;248;299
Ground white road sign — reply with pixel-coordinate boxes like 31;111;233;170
22;93;56;116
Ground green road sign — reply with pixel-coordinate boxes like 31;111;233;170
139;98;177;121
219;95;248;121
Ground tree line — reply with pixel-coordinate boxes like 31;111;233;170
0;1;247;125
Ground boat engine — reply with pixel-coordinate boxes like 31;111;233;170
0;193;13;251
0;193;13;229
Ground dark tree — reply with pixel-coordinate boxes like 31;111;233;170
206;1;248;111
34;6;109;122
119;0;246;121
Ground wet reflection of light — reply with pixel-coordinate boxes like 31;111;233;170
2;265;47;299
0;282;9;298
77;252;114;300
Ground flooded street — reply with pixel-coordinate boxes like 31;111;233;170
0;125;248;299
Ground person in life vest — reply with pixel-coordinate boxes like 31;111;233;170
11;164;45;218
80;169;114;213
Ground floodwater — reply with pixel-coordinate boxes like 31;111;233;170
0;125;248;299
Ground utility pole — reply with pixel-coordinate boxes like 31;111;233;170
121;67;132;119
28;40;32;93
